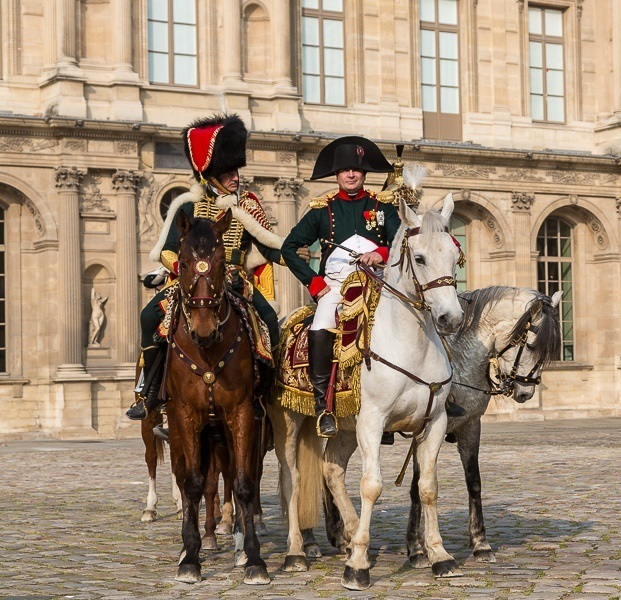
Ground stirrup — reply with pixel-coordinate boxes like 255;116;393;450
316;410;338;438
125;398;147;421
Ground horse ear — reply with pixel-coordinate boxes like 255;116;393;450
550;290;562;309
176;209;192;238
440;193;455;222
213;208;233;236
398;196;420;228
529;298;543;318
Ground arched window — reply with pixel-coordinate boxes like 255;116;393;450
450;215;466;292
159;187;189;220
0;207;5;372
537;216;573;361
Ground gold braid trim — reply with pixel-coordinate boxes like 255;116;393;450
309;190;338;209
160;250;178;273
238;191;274;232
274;381;360;418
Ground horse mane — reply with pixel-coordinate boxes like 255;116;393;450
185;218;217;254
455;286;561;366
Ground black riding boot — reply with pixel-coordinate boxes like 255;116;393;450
308;329;338;438
126;346;165;420
445;398;466;418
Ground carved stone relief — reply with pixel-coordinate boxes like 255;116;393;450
511;192;535;212
616;197;621;215
436;163;497;178
499;168;545;182
0;183;47;236
112;169;141;191
55;166;86;190
65;139;87;153
81;173;112;213
115;141;136;156
550;169;598;185
0;136;60;153
138;173;157;241
273;177;303;201
465;201;505;248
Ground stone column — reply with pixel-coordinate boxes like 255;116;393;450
56;0;80;74
272;0;293;88
112;170;141;372
222;0;242;83
511;192;535;287
55;166;87;378
613;0;621;113
112;0;137;79
274;178;303;315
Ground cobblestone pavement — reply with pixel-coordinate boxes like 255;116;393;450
1;418;620;600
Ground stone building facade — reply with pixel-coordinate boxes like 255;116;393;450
0;0;619;439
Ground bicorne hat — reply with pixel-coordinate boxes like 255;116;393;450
182;114;247;184
310;135;393;180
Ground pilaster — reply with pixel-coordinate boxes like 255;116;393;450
511;191;535;288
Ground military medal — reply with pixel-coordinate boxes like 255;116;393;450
363;209;377;230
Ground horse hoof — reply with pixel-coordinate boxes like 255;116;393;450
215;523;233;536
202;536;218;551
243;564;270;585
473;549;496;563
341;565;371;590
234;550;248;567
282;554;308;572
409;553;430;569
304;542;322;559
175;563;201;583
432;559;462;578
141;510;157;522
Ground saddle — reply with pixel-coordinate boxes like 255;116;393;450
273;271;380;418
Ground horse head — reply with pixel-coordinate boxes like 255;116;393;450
394;193;464;335
176;208;233;348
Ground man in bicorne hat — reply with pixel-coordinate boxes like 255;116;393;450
126;114;291;422
281;136;400;438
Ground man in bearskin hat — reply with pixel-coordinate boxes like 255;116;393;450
281;136;400;437
126;113;293;422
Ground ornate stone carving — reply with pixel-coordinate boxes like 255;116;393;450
55;166;86;190
616;197;621;215
550;170;598;185
115;141;136;156
88;287;108;347
65;139;87;153
138;172;157;240
81;173;112;213
466;201;505;248
22;197;46;237
499;168;545;182
273;177;303;201
436;164;497;178
0;136;29;152
112;169;141;191
577;0;584;19
511;192;535;212
277;151;296;164
586;215;609;250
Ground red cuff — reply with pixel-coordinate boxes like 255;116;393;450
375;247;389;263
308;276;328;299
172;261;179;276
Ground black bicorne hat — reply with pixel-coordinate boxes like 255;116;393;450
310;135;394;180
182;114;247;183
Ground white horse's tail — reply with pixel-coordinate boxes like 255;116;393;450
297;417;323;530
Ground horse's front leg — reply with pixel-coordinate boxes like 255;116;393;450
456;419;495;562
342;411;384;591
227;404;269;585
324;428;359;552
405;440;428;567
417;414;461;578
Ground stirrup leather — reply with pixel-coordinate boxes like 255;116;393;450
316;410;338;438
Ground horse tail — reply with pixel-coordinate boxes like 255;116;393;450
155;436;166;466
296;416;323;530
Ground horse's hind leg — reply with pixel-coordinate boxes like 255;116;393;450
456;420;496;562
202;439;219;551
405;441;428;568
141;411;163;522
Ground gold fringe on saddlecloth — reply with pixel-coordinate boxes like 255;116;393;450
275;380;361;418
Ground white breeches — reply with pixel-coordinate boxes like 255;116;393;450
310;278;344;330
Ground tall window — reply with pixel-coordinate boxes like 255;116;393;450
301;0;345;105
148;0;197;86
537;217;573;361
450;215;467;292
529;6;565;122
0;209;5;372
419;0;461;140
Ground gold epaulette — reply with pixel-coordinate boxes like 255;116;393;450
376;190;395;204
309;190;338;209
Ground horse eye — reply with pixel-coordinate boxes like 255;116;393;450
414;255;425;266
526;343;535;351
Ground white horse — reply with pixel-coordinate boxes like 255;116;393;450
268;194;464;589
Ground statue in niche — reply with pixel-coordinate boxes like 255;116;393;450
88;287;108;347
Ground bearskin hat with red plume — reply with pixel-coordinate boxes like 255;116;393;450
182;114;247;183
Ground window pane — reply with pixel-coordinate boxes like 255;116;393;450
438;0;458;25
148;0;168;21
302;17;319;45
174;24;196;55
548;262;559;281
420;0;435;22
530;67;543;94
324;77;345;105
323;0;343;11
546;43;564;69
422;84;437;111
440;59;458;86
174;55;197;85
547;69;564;96
303;74;321;103
323;19;343;48
528;7;542;34
324;48;344;76
420;29;436;57
547;96;565;122
531;94;544;120
148;21;169;52
440;86;459;114
439;32;458;59
303;46;320;74
421;57;436;84
529;41;542;68
173;0;196;24
563;345;574;362
546;237;558;256
302;0;319;7
149;52;169;83
545;9;563;37
537;262;545;281
561;262;572;280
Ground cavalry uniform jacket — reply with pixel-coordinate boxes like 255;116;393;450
281;188;401;299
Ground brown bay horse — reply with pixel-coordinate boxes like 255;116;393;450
165;209;269;585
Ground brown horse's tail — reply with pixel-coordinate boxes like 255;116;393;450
296;417;323;530
155;436;166;466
